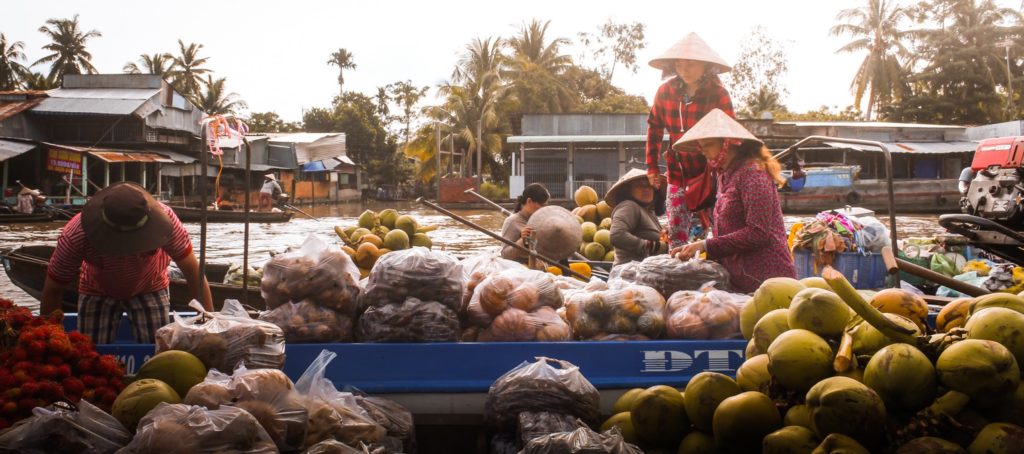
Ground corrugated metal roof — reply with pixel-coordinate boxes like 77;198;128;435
47;87;161;100
336;156;355;166
508;134;669;144
0;139;36;161
781;121;965;129
822;141;976;154
0;98;43;121
88;151;175;163
150;150;198;164
267;132;344;144
31;97;148;115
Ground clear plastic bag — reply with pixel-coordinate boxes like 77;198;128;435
632;255;730;296
564;285;666;340
295;350;387;448
117;402;277;453
851;216;891;253
340;386;416;454
459;251;522;308
519;424;643;454
476;306;572;342
223;263;262;287
181;365;309;452
470;268;564;318
607;262;640;286
517;411;579;447
356;297;461;342
259;300;354;343
0;400;130;454
302;439;369;454
155;299;286;372
665;283;745;340
362;247;464;312
260;235;362;314
485;357;600;430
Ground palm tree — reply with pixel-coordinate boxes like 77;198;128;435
374;85;390;119
22;72;59;90
0;34;30;90
327;48;356;97
34;14;102;84
194;75;247;115
169;40;211;100
503;19;576;113
743;87;786;118
123;53;174;78
830;0;911;120
442;37;508;181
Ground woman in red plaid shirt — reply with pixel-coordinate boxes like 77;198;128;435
645;32;735;248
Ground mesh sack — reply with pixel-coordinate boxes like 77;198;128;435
362;247;464;311
484;357;599;430
356;297;460;343
259;300;353;343
632;255;730;296
564;285;666;340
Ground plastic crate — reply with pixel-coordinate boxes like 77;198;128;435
793;249;887;289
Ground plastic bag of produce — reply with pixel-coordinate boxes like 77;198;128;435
607;261;640;286
851;216;891;253
260;235;361;314
459;251;522;307
155;299;286;372
485;357;600;430
520;424;642;454
632;255;730;296
182;365;308;452
471;268;564;318
302;439;368;454
476;306;572;342
362;247;464;311
118;403;277;453
664;283;744;340
0;400;131;454
223;263;262;287
356;297;461;342
564;285;666;340
339;386;416;453
930;252;957;277
295;350;387;448
259;300;354;343
517;411;579;446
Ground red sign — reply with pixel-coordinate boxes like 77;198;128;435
47;148;82;175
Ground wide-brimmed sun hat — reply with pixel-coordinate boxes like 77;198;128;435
81;182;174;257
648;32;731;79
604;168;668;208
672;108;763;152
18;187;40;196
264;174;277;181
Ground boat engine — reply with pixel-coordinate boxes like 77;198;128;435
961;136;1024;227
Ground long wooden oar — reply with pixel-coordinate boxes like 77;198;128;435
417;197;588;280
464;189;512;216
880;247;990;298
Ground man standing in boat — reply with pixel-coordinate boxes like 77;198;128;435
40;182;213;343
259;173;283;212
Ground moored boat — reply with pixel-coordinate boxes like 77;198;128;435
0;212;56;223
1;245;265;312
170;206;294;223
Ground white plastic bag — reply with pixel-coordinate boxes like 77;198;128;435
155;299;286;372
295;350;386;448
0;400;130;454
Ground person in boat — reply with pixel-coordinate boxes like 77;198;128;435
645;32;735;250
669;109;796;293
606;169;669;266
40;182;213;343
15;188;46;214
500;183;550;262
259;173;282;212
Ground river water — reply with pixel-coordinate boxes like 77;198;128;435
1;201;948;310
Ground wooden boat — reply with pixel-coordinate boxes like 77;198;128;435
170;206;294;223
0;212;56;223
1;245;265;312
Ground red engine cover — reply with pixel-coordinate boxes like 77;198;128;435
973;136;1024;170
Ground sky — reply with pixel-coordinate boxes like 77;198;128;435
5;0;1021;123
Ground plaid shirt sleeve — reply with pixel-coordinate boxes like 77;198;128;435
645;81;673;175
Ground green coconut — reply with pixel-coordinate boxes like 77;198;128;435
788;288;850;339
412;232;433;249
112;379;182;431
584;242;606;261
581;222;598;242
966;307;1024;369
736;354;772;393
806;376;886;448
862;343;936;412
684;372;742;432
743;278;806;339
713;391;782;452
394;215;418;237
135;350;207;399
754;309;791;353
358;209;378;229
594;229;612;250
767;329;835;393
936;339;1020;408
383;229;410;251
378;209;399;229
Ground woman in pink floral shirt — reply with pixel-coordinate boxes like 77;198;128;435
669;109;796;293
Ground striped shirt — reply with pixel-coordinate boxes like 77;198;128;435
47;204;193;299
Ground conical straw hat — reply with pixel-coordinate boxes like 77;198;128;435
525;205;583;261
672;108;762;152
648;32;731;76
604;168;667;208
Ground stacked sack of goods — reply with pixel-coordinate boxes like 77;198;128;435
603;271;1024;452
562;283;667;341
1;347;417;453
791;210;891;271
0;299;126;433
334;209;437;278
259;235;362;343
463;267;571;342
571;185;616;262
486;357;640;454
357;247;463;342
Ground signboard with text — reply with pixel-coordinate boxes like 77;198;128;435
46;148;82;175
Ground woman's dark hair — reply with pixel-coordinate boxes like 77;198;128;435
514;183;550;213
729;140;785;186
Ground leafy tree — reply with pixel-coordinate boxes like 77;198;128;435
446;37;508;181
373;86;391;120
327;48;356;97
773;105;862;121
123;53;173;78
561;66;647;113
723;26;790;118
576;19;647;80
390;80;428;145
170;40;211;100
247;112;300;133
194;76;247;115
0;33;29;90
21;72;59;90
830;0;911;120
503;19;575;113
34;14;102;84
